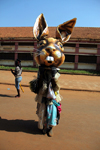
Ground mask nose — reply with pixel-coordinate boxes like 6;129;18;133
46;46;56;54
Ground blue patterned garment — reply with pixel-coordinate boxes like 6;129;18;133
47;103;57;127
46;100;60;127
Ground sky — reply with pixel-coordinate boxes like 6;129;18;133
0;0;100;28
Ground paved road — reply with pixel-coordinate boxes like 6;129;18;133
0;84;100;150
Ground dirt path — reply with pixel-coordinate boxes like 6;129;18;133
0;70;100;91
0;84;100;150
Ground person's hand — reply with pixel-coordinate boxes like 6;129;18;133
10;69;13;73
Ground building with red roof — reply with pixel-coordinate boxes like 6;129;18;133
0;27;100;70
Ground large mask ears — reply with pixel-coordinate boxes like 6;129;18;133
33;13;49;40
56;18;77;44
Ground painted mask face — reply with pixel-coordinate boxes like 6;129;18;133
33;14;76;67
35;37;65;67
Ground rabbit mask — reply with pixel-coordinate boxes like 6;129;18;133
33;14;76;67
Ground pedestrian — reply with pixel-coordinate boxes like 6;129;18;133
11;59;22;98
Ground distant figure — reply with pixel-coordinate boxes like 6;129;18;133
11;59;22;98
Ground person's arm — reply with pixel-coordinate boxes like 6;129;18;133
10;69;16;76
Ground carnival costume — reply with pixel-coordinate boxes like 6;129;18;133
29;14;76;136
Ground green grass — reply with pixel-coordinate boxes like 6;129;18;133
0;65;100;76
22;67;38;71
0;65;38;71
0;66;15;70
59;69;100;76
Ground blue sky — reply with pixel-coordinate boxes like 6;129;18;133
0;0;100;27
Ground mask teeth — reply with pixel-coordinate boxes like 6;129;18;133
46;56;54;61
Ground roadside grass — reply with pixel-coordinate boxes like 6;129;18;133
59;69;100;76
0;65;100;76
0;66;38;71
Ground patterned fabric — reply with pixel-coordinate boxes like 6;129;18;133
52;99;62;113
52;99;60;107
47;103;57;127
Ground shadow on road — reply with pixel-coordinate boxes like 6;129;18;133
0;117;42;135
0;94;15;98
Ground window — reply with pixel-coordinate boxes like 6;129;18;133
64;43;76;47
18;42;34;46
65;55;75;62
1;42;15;46
79;44;97;48
18;53;33;60
79;55;97;63
0;53;14;60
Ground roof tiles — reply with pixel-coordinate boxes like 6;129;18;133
0;27;100;40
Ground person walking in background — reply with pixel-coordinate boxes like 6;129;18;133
11;59;22;98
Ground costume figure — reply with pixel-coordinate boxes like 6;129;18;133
11;59;22;98
30;14;76;136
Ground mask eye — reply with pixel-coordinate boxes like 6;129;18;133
38;40;46;47
57;42;64;51
60;44;63;48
